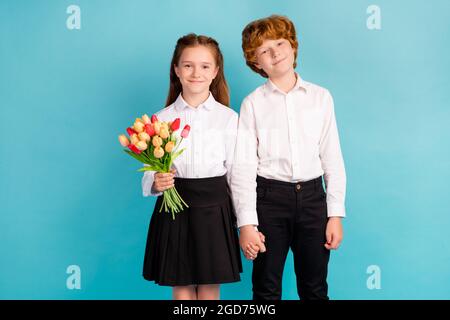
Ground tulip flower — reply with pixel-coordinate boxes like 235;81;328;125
171;118;180;131
159;128;170;139
144;123;155;137
152;136;163;147
126;127;137;136
134;121;145;133
151;115;158;123
136;140;148;151
130;133;139;145
153;121;161;135
142;114;151;124
154;146;164;158
161;122;169;132
181;125;191;138
118;134;130;147
138;132;150;142
165;141;175;153
128;144;141;154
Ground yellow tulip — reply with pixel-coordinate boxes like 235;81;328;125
138;132;150;142
152;135;163;147
153;121;161;135
159;128;169;139
161;122;169;132
165;141;175;153
136;140;148;151
130;133;139;145
135;117;144;124
118;134;129;147
154;147;164;158
134;121;145;133
142;114;151;124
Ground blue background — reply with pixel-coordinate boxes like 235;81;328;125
1;0;449;299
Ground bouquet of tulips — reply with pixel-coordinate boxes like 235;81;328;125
118;114;190;219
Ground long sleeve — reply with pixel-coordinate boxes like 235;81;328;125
224;112;238;188
141;164;163;197
230;97;260;228
319;91;347;217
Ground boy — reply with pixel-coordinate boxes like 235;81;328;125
231;15;346;300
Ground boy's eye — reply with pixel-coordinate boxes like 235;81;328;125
202;65;210;69
261;50;267;55
277;41;283;46
184;64;191;68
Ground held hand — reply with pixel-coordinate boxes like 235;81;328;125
152;169;176;193
239;226;266;260
324;217;343;250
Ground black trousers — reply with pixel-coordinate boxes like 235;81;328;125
252;175;330;300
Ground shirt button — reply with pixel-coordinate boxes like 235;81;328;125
296;184;301;191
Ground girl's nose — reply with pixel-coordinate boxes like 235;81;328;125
192;67;201;77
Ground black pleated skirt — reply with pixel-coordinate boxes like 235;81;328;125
142;174;243;286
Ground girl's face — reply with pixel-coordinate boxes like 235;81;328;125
174;45;219;97
254;38;295;78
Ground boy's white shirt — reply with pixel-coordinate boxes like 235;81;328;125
141;92;238;197
230;73;347;228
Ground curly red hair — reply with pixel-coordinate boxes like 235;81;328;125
242;15;298;78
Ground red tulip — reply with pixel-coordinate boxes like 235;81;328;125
126;127;137;136
128;144;142;154
181;125;190;138
151;115;158;123
144;123;155;136
171;118;180;131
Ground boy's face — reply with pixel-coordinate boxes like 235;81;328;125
254;38;295;78
174;45;219;97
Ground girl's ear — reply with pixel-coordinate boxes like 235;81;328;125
254;62;262;70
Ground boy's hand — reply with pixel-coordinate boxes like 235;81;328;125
324;217;343;250
239;225;266;260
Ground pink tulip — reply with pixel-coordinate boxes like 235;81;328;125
181;125;190;138
126;127;137;136
144;124;155;137
151;115;158;123
128;144;142;154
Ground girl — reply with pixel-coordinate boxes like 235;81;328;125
141;34;243;300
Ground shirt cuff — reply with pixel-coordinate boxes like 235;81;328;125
236;211;259;229
142;171;163;197
327;203;346;218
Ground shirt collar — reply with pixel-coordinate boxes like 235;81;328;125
265;72;308;94
174;92;215;112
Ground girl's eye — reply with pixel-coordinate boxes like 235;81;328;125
203;65;210;69
184;64;191;68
